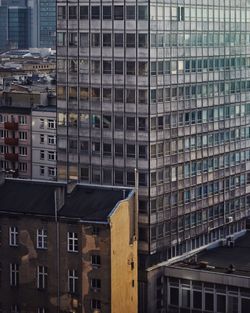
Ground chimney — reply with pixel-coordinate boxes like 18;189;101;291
67;180;77;194
54;186;65;212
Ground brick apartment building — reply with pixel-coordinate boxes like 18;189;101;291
0;178;138;313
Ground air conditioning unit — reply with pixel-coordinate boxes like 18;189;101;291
226;216;233;223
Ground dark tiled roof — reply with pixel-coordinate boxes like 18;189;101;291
0;180;57;215
60;185;130;222
0;106;31;114
0;179;131;222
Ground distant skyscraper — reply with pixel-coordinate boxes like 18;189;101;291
56;1;250;311
8;6;31;49
0;0;31;50
38;0;56;48
0;6;8;50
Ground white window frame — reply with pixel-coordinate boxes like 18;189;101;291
67;232;78;252
9;226;18;246
48;119;56;129
10;263;19;286
68;269;78;293
48;167;56;177
37;266;48;289
48;135;56;145
36;229;48;249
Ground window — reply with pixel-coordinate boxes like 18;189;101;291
40;166;45;176
48;167;56;177
138;6;148;20
80;167;89;181
103;143;111;156
57;32;66;46
92;34;100;48
91;6;100;19
48;119;56;129
91;278;101;289
19;163;27;173
114;6;124;20
39;150;45;160
9;227;18;246
67;232;78;252
19;147;27;156
127;144;136;158
18;116;27;124
80;6;88;19
91;299;101;310
115;33;124;47
58;6;66;20
69;32;77;47
40;134;45;144
68;269;78;293
19;132;27;140
80;33;89;47
91;255;101;266
127;117;135;130
37;266;48;289
139;34;148;48
10;264;19;286
126;33;136;48
126;6;135;20
48;151;56;161
69;6;77;19
103;6;111;19
103;33;111;47
37;229;47;249
115;61;123;74
115;143;123;157
48;136;56;145
10;305;19;313
103;60;112;74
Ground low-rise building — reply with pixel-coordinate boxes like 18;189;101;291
32;106;57;180
0;178;138;313
144;229;250;313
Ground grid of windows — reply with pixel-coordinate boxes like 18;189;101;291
57;0;250;266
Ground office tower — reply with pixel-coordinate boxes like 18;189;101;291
8;6;31;49
38;0;56;48
0;6;8;51
0;1;31;50
56;1;250;310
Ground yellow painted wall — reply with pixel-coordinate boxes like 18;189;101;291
110;194;138;313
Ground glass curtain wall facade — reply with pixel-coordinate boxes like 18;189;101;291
8;7;30;49
0;6;8;51
56;0;250;270
39;0;56;48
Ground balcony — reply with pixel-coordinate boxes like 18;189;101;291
4;122;18;130
4;138;19;145
5;153;18;161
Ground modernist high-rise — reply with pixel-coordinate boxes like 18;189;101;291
56;0;250;310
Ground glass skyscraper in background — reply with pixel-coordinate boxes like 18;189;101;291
56;0;250;311
38;0;56;48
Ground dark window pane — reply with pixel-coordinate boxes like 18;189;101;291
103;6;111;19
126;6;135;19
91;6;100;19
114;6;124;20
80;6;88;19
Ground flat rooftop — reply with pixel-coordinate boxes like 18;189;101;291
175;231;250;277
0;179;132;222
